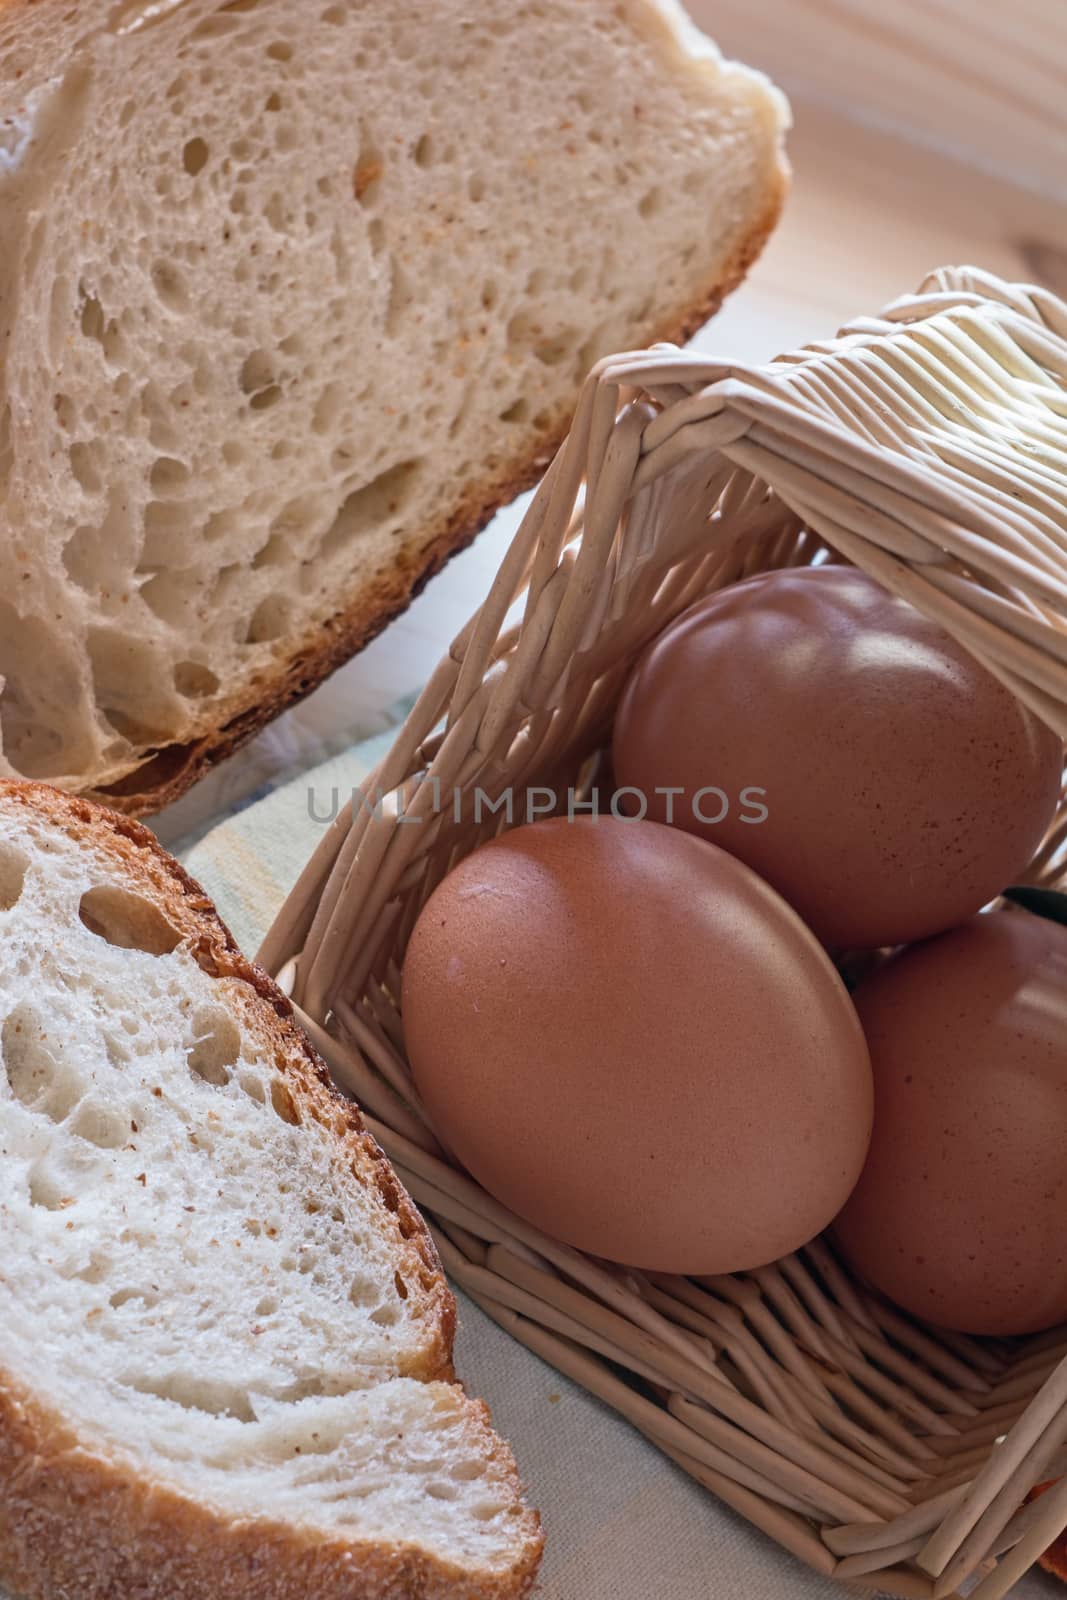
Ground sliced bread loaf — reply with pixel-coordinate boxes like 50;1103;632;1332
0;779;542;1599
0;0;788;812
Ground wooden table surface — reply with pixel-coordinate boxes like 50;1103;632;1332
692;0;1067;204
154;94;1067;846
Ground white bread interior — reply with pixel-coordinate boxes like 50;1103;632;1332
0;0;787;811
0;781;541;1599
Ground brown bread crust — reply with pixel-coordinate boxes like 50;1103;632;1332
0;1378;541;1600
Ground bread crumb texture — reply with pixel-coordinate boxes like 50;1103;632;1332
0;0;785;808
0;781;541;1598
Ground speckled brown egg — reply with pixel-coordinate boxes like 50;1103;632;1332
833;908;1067;1336
612;566;1063;950
402;815;872;1274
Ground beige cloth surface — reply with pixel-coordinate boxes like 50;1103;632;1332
178;734;1053;1600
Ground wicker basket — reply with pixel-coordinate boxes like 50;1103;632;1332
261;266;1067;1599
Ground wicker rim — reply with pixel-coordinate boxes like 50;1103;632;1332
261;266;1067;1599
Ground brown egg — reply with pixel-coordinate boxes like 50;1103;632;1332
402;815;872;1274
833;909;1067;1336
612;566;1063;950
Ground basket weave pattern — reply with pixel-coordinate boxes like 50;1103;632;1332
262;268;1067;1599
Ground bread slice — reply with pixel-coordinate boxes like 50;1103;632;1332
0;779;542;1600
0;0;787;814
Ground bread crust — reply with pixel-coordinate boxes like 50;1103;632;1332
88;173;787;816
0;1372;541;1600
0;778;543;1598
